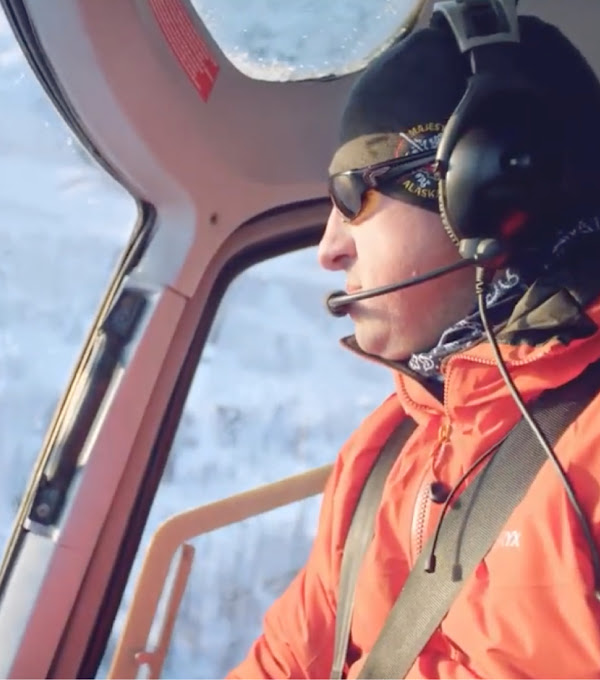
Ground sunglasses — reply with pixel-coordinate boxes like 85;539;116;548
328;149;438;222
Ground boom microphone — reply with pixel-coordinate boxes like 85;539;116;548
326;259;475;317
325;237;507;316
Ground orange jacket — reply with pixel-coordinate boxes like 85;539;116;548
229;287;600;679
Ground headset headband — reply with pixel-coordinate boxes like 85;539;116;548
433;0;519;53
430;0;562;268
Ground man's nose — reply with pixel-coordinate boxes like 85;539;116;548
318;208;356;271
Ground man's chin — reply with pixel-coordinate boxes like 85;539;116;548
353;326;410;362
354;324;388;359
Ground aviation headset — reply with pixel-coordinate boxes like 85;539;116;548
431;0;564;269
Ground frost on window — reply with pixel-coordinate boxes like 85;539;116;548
101;247;391;678
0;13;136;548
190;0;423;81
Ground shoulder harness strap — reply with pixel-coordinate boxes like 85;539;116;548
330;418;417;680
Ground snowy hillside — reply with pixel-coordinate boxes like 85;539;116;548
0;2;406;677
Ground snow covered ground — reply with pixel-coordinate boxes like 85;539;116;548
0;2;414;677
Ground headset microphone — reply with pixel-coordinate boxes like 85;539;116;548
326;258;476;317
326;238;504;317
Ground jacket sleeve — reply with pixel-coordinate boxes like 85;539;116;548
226;458;343;679
226;395;401;679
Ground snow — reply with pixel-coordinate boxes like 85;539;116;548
0;2;407;678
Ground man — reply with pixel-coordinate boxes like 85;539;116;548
229;8;600;679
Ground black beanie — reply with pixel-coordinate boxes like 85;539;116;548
329;14;600;218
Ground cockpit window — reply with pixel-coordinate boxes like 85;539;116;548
0;11;136;551
190;0;425;81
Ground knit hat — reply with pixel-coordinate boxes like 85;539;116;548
329;14;600;219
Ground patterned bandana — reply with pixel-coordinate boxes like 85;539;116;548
407;214;600;380
408;269;525;379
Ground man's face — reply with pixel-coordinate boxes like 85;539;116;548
318;192;476;361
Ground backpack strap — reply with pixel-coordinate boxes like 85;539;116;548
357;359;600;679
330;418;417;680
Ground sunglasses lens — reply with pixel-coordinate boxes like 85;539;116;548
329;173;365;221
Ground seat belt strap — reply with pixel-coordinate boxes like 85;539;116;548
330;418;417;680
358;359;600;679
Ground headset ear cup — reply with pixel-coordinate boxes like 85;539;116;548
439;90;563;259
438;174;505;266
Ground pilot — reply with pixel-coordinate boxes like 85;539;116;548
229;7;600;678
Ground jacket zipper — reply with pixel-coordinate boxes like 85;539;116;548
414;420;452;558
393;377;450;563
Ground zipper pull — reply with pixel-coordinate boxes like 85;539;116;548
438;420;452;444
